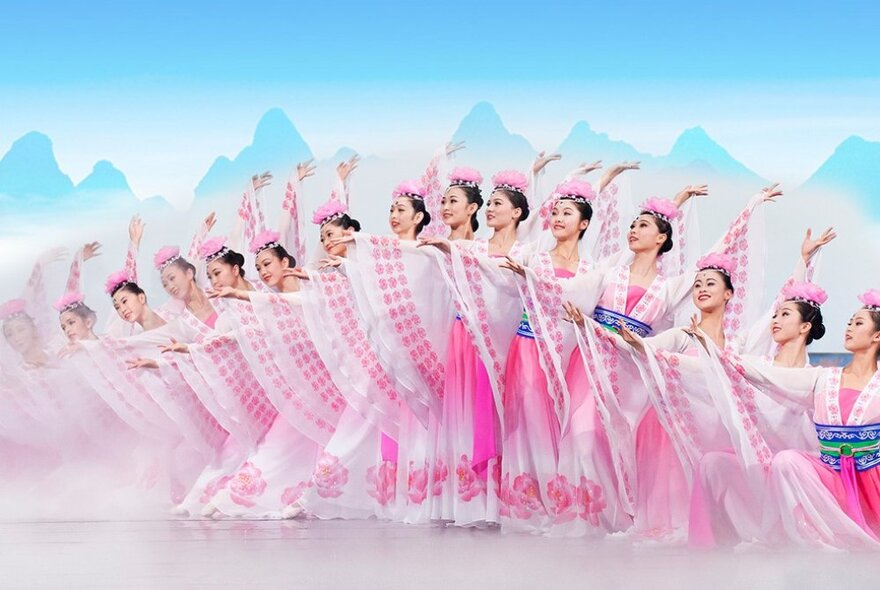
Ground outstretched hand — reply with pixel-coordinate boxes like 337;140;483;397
297;160;316;182
129;215;145;247
337;154;360;183
562;301;585;326
674;184;709;207
762;182;783;203
282;267;310;281
82;241;102;262
532;151;562;176
251;171;273;192
38;246;68;266
499;255;526;277
682;314;708;350
446;141;466;157
801;227;837;261
319;256;344;269
160;338;189;354
570;161;603;177
417;237;451;254
126;357;159;370
207;286;240;300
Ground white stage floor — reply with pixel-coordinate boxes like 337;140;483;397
0;518;874;589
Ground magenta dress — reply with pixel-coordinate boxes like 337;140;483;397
499;268;573;533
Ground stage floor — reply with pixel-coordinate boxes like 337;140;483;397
0;518;873;589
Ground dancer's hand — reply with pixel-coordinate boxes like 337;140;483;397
202;211;217;234
282;267;310;281
159;339;189;354
327;235;356;249
673;184;709;207
570;161;603;177
417;237;451;254
126;357;159;370
337;154;360;183
499;255;526;277
319;256;344;269
801;227;837;261
620;324;645;355
58;342;83;358
532;151;562;176
682;314;708;350
761;182;783;203
38;247;67;266
82;241;102;262
297;160;316;182
252;171;273;191
446;141;466;157
129;215;145;247
599;161;640;192
208;286;243;300
563;301;585;326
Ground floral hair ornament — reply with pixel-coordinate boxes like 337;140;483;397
696;252;735;277
392;180;427;201
858;289;880;312
105;270;133;296
53;292;86;314
199;236;230;264
491;170;529;194
0;299;28;322
153;246;181;271
250;229;282;255
782;282;828;309
447;166;483;189
553;178;596;205
312;199;348;226
640;197;682;223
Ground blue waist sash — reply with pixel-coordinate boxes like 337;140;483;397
517;311;534;339
816;423;880;472
593;306;652;338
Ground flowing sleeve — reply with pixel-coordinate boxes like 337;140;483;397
64;246;85;294
279;173;307;264
417;146;450;239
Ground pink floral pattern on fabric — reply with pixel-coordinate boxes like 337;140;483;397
577;476;606;526
200;474;233;504
282;179;306;265
546;474;578;523
367;235;446;402
419;152;445;239
455;454;485;502
228;462;268;508
718;351;775;473
432;459;449;497
367;461;398;506
407;461;428;505
596;184;622;261
312;452;350;498
650;351;703;466
317;271;399;408
281;481;312;506
501;472;546;520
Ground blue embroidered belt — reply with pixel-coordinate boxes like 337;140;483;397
816;423;880;472
455;313;462;321
593;306;653;338
517;311;534;339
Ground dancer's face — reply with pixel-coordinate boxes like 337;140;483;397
440;187;476;230
161;264;194;301
255;250;288;288
628;214;666;254
59;310;94;342
550;201;588;241
486;191;521;230
207;259;240;291
388;197;422;238
112;288;147;324
844;310;880;353
692;270;731;312
2;316;37;353
320;223;351;257
771;301;810;345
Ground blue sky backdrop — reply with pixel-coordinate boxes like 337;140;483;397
1;0;878;203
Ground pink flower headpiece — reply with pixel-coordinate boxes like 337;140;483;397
250;229;281;255
0;299;28;322
491;170;528;194
859;289;880;311
105;270;133;296
392;180;426;201
312;199;348;226
199;236;230;263
554;179;595;204
640;197;682;223
447;166;483;189
153;246;181;271
53;292;86;313
696;253;735;277
783;282;828;309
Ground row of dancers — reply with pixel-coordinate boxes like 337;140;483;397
1;144;877;549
